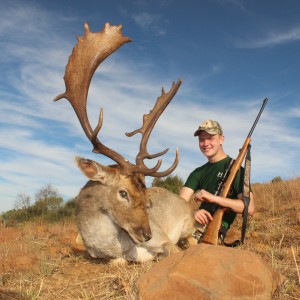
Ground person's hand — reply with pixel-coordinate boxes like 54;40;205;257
194;189;215;203
194;209;213;225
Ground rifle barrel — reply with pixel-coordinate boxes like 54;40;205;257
247;98;268;138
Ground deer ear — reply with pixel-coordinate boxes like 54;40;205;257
74;156;117;183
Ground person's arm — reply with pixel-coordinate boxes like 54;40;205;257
180;187;215;225
179;187;195;202
194;190;255;216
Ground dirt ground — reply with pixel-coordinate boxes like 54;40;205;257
0;222;154;299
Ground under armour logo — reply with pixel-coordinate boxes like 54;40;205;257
217;172;223;178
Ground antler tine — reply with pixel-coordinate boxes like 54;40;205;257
151;148;179;177
125;79;182;177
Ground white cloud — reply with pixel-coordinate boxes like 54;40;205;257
131;12;167;36
234;26;300;48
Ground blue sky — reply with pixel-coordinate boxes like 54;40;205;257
1;0;300;213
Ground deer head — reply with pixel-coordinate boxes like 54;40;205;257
54;22;181;243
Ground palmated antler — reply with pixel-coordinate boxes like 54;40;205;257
54;22;181;177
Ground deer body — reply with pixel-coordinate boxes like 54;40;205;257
55;22;195;263
75;158;194;262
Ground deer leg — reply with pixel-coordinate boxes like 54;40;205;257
161;241;180;255
109;257;128;266
143;221;180;256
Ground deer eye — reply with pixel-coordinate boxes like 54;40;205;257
119;190;128;199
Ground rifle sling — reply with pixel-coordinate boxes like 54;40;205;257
241;144;251;243
223;144;251;248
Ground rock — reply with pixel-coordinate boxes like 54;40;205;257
137;244;285;300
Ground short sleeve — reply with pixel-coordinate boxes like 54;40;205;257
184;169;200;191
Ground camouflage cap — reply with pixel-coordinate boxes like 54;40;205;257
194;120;223;136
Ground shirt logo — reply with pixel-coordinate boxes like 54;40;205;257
217;172;223;178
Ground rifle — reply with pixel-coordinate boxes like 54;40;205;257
202;98;268;245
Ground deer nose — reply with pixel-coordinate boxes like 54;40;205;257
143;232;152;242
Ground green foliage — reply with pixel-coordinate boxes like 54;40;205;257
271;176;283;183
152;175;184;194
56;198;77;219
34;196;64;215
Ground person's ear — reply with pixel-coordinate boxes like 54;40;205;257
220;135;225;145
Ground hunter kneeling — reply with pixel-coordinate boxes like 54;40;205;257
179;119;254;245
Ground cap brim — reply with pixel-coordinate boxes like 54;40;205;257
194;129;201;136
194;128;220;136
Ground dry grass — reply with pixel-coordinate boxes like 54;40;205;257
235;177;300;299
0;178;299;299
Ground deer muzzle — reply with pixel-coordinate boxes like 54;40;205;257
126;223;152;244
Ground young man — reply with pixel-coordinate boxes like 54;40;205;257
179;120;254;240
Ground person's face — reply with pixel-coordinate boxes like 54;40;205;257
198;131;224;159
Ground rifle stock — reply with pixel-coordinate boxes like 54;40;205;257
202;137;251;245
203;208;226;245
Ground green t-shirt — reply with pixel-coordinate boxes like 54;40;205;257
184;156;244;228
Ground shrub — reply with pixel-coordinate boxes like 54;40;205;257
152;175;184;194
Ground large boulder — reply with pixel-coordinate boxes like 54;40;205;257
137;243;285;300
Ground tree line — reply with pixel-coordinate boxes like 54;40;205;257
1;184;76;225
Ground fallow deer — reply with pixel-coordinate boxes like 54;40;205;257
54;22;195;263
